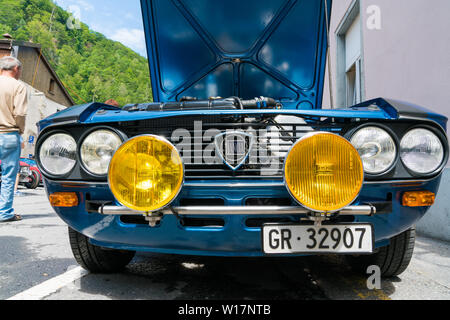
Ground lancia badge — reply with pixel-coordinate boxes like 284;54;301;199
214;131;255;171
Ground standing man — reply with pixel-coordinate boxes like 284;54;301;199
0;56;28;222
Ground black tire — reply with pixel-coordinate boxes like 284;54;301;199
68;227;135;273
25;171;40;189
347;227;416;278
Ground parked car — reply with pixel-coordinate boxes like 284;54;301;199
0;160;33;188
35;0;448;277
20;158;42;189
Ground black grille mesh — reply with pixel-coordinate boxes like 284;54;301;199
118;115;346;180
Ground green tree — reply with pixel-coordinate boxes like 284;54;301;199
0;0;152;105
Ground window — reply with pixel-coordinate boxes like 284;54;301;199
336;0;364;107
345;14;362;105
48;78;55;94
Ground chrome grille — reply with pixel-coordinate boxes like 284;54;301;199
119;115;346;180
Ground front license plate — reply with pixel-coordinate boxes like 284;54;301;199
262;224;373;254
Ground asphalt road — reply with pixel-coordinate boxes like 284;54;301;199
1;187;449;300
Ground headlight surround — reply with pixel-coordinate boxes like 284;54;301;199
400;128;445;175
350;126;398;175
39;133;77;176
80;129;123;176
284;132;364;213
108;135;184;212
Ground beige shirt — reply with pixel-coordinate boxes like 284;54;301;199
0;75;28;134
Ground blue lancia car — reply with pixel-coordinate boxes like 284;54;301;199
36;0;448;277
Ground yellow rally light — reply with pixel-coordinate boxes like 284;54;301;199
284;133;364;213
108;135;184;212
402;191;435;207
49;192;79;207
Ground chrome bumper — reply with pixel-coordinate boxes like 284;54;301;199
99;205;376;216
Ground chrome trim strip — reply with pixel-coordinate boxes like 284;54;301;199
183;181;286;188
45;180;109;186
363;179;434;185
45;180;288;188
45;178;434;187
99;205;375;216
186;179;435;187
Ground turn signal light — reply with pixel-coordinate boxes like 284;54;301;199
402;191;435;207
49;192;79;207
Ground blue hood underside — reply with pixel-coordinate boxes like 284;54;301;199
141;0;332;109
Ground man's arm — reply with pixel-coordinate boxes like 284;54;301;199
13;83;28;134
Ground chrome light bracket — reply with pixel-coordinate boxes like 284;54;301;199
100;205;376;217
144;212;164;227
305;213;331;227
99;204;377;229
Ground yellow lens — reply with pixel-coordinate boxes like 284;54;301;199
285;133;364;213
108;135;184;212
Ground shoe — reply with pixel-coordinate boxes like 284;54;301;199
1;214;22;222
14;191;25;197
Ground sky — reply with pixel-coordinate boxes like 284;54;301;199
53;0;147;57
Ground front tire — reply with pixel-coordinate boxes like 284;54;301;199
68;227;135;273
347;227;416;278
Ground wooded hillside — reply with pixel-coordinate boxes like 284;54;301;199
0;0;152;105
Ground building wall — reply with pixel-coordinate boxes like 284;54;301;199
0;48;11;58
323;0;450;241
16;46;73;107
363;0;450;120
323;0;354;109
323;0;450;124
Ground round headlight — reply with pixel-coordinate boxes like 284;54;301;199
39;133;77;176
400;128;444;174
108;135;184;212
80;130;122;175
350;126;397;175
284;133;364;213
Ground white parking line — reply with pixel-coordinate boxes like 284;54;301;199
7;267;89;300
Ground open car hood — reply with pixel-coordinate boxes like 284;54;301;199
140;0;332;109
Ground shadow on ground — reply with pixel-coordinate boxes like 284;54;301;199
77;253;398;300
